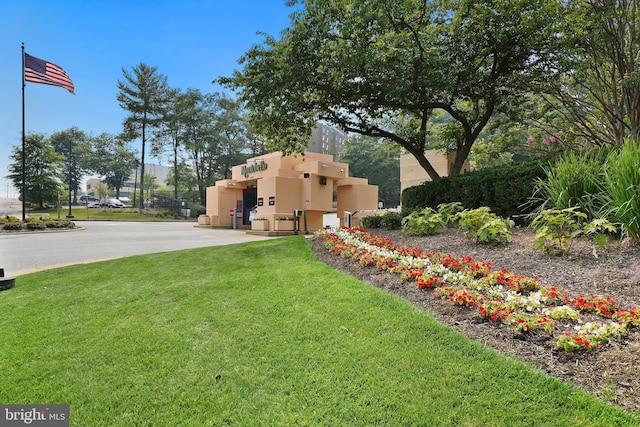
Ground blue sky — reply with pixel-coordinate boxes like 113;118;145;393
0;0;296;196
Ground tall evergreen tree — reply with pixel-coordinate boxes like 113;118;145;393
117;63;169;209
153;88;183;201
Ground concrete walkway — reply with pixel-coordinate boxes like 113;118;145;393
0;221;277;276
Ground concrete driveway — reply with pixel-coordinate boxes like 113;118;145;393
1;221;277;276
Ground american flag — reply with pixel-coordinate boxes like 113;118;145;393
24;53;75;94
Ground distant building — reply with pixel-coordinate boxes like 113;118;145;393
84;178;100;196
307;123;345;156
400;150;470;193
85;163;172;198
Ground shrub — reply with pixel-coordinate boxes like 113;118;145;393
26;221;46;230
455;207;514;245
155;210;179;218
437;202;465;226
189;203;206;217
401;208;446;236
530;207;617;256
379;211;403;229
360;211;403;230
45;220;75;229
2;222;24;231
360;214;383;229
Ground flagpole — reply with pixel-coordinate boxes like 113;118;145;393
21;43;26;222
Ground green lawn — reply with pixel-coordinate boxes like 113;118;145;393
0;237;636;426
27;206;195;221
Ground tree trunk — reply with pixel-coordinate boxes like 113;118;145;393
450;138;474;176
140;123;146;211
410;150;441;181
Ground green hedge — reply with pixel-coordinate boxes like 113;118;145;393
2;222;24;231
26;221;47;230
401;157;550;225
45;220;76;229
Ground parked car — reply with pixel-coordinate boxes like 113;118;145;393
100;198;126;208
117;197;132;207
80;195;100;204
87;201;100;208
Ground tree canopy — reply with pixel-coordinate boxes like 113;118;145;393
219;0;565;180
49;127;91;204
545;0;640;146
8;133;63;209
86;133;137;198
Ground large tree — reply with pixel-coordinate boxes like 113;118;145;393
86;133;138;199
49;127;91;204
546;0;640;146
7;133;64;209
211;93;253;179
219;0;565;180
153;87;184;201
179;89;219;203
117;63;169;209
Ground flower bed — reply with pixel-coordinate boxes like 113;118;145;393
316;227;637;352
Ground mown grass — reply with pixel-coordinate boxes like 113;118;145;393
0;237;637;426
27;207;193;221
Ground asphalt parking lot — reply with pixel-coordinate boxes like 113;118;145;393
0;221;277;276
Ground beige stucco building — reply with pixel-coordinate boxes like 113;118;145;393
199;152;379;233
400;149;471;193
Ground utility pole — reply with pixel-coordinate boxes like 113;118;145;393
66;138;74;218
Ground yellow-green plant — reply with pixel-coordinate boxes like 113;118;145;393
455;207;514;245
437;201;464;226
401;208;446;236
531;207;617;255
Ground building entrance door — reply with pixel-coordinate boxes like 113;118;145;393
242;188;257;225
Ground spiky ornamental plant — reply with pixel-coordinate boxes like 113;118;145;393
604;140;640;243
